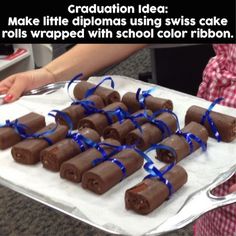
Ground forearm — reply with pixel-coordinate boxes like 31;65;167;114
44;44;147;82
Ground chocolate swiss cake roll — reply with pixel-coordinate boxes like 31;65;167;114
56;95;104;129
73;81;120;105
156;121;208;163
60;138;120;183
185;105;236;142
78;102;128;135
82;149;144;194
103;109;152;144
41;128;100;172
0;112;46;150
125;165;188;214
11;124;68;165
122;92;173;113
126;112;178;150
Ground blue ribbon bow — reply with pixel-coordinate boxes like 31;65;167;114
0;119;29;138
175;130;207;154
109;107;144;132
84;77;115;98
136;87;158;109
143;144;177;196
201;97;224;142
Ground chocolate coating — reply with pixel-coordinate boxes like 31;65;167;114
122;92;173;113
125;165;188;214
126;112;178;150
73;81;120;105
82;149;144;194
156;121;208;163
11;124;68;165
185;105;236;142
41;128;100;172
78;102;128;135
103;109;152;144
0;112;46;150
56;95;104;129
60;139;121;183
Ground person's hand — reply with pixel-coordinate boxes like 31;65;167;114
229;184;236;193
0;68;55;103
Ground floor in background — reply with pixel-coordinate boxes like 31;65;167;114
0;48;193;236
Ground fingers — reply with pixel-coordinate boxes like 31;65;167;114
229;184;236;193
4;77;27;102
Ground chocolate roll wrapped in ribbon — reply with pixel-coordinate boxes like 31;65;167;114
78;102;128;135
0;112;46;150
73;80;120;105
185;105;236;142
125;165;188;214
11;124;68;165
156;121;208;163
60;138;120;183
103;109;152;144
122;92;173;113
126;112;178;150
41;128;100;172
56;95;105;129
82;149;144;194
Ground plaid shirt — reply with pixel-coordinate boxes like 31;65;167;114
195;44;236;236
197;44;236;108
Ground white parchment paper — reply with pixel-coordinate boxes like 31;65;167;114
0;76;235;235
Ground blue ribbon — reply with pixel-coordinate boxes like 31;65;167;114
0;119;28;138
176;130;207;154
67;73;83;100
49;109;101;152
136;87;158;109
67;73;101;115
84;77;115;98
144;109;180;140
106;158;127;179
0;116;56;145
70;100;96;115
22;124;58;146
109;107;143;132
143;144;177;196
200;97;224;142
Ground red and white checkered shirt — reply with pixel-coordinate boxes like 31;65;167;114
197;44;236;108
195;44;236;236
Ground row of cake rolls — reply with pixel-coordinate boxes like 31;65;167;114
1;78;235;216
11;123;69;165
56;95;105;129
60;138;121;183
103;109;153;144
41;127;100;172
